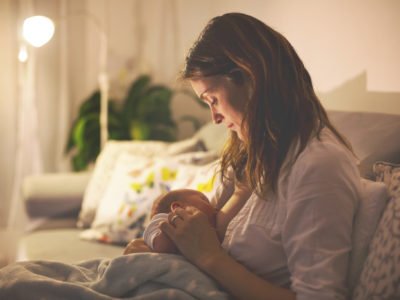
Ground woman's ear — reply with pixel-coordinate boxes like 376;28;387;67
170;201;182;212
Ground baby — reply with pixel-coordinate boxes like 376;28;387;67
123;182;250;255
143;189;217;254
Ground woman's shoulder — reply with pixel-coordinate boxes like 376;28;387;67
290;128;359;180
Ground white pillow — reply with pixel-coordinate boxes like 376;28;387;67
80;154;181;243
81;151;220;244
77;138;203;228
348;178;389;291
91;153;158;229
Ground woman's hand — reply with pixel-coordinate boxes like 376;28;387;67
160;206;225;269
123;238;152;255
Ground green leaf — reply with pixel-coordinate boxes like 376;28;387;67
65;118;78;153
123;75;151;120
130;120;151;140
79;91;101;116
72;114;99;150
67;74;204;170
72;153;87;171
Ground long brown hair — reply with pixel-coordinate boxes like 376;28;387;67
181;13;352;196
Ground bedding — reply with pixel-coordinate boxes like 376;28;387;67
0;253;229;300
80;151;222;245
78;138;205;228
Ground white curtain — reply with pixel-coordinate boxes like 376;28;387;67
0;0;78;261
0;0;120;263
0;0;184;263
1;0;43;262
0;0;19;261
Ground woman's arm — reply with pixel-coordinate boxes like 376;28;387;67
216;180;251;240
281;145;360;299
201;251;296;300
160;207;296;300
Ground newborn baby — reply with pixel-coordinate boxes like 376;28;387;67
143;189;217;254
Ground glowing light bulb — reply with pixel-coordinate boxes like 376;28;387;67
23;16;55;47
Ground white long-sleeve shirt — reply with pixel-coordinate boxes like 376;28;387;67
221;128;362;300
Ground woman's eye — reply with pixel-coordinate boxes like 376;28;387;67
210;97;217;105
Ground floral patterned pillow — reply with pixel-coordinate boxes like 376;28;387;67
80;151;222;245
353;162;400;300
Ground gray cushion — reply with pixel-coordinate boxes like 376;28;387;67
328;111;400;179
23;172;91;218
17;229;123;264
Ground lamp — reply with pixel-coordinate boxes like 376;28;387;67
21;13;109;149
22;16;55;47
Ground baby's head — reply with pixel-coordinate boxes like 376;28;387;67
151;189;216;226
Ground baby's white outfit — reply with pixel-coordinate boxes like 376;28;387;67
143;213;168;250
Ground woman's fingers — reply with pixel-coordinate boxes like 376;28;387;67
167;206;200;227
161;206;198;237
160;205;222;265
168;213;182;227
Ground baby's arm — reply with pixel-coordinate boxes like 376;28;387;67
123;234;178;255
143;213;180;254
123;238;152;255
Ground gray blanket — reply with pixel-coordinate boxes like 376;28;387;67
0;253;229;300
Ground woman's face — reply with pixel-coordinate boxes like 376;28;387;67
190;76;248;141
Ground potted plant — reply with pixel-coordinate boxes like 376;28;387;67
66;75;202;171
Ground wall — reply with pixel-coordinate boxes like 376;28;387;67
52;0;400;141
170;0;400;115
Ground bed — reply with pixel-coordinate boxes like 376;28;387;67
1;110;400;299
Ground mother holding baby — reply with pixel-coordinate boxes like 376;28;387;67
127;12;362;300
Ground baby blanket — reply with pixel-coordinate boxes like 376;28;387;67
0;253;229;300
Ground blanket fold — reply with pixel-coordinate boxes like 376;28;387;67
0;253;229;300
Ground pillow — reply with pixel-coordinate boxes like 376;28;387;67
77;137;204;228
353;162;400;300
328;111;400;179
186;161;234;210
348;179;389;291
81;153;177;244
81;151;220;245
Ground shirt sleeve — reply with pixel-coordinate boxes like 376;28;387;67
282;142;360;300
143;213;169;249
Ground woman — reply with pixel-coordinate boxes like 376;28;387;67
160;13;362;300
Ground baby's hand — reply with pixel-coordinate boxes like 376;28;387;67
123;238;152;255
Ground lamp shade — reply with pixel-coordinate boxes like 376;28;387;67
23;16;55;47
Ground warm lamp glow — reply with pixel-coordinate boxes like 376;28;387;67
20;13;108;148
23;16;55;47
18;45;28;62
